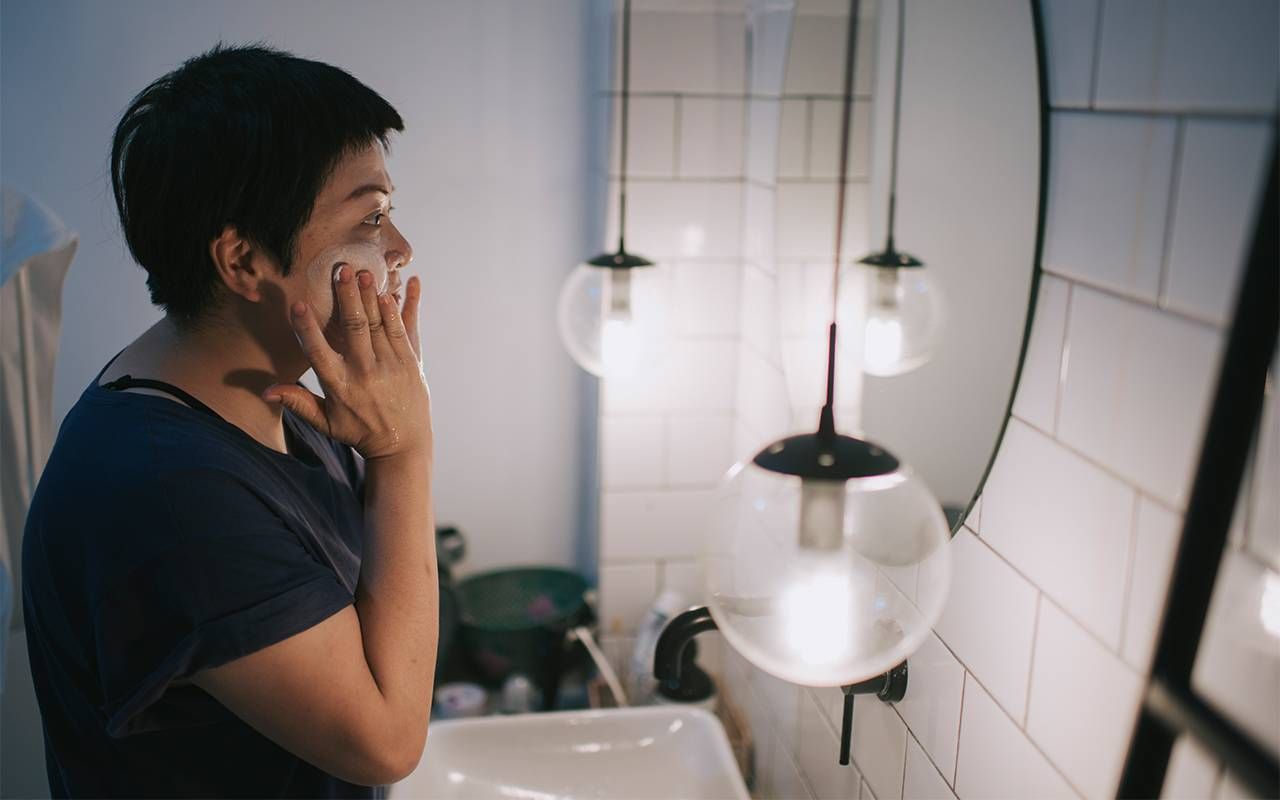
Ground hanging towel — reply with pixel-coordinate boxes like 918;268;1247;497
0;183;77;682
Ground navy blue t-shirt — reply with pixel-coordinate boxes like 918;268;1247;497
21;352;377;797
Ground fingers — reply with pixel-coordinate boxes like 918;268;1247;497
399;275;423;363
355;269;394;362
287;300;340;381
333;264;374;369
379;282;418;364
262;383;330;436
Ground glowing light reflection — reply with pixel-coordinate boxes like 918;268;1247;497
1261;572;1280;639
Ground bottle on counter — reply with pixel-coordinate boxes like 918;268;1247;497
629;588;688;705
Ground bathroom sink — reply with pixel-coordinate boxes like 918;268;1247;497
390;706;749;800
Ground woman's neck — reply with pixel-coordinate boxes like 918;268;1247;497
113;316;307;455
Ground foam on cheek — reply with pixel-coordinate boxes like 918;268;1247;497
310;242;388;293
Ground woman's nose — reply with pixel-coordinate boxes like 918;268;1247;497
386;219;413;270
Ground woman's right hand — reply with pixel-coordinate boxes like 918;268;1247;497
263;263;432;462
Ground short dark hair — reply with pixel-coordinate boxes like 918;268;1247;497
109;42;404;327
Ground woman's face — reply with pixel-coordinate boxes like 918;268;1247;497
287;143;413;347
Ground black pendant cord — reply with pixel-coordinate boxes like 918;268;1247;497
617;0;633;255
860;0;920;270
588;0;652;269
819;0;861;441
884;0;906;253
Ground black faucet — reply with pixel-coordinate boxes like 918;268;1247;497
653;606;718;689
653;604;909;766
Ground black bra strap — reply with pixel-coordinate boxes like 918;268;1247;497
94;346;127;384
99;374;225;424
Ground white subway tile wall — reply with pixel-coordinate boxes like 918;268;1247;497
1121;496;1182;671
1056;286;1220;507
1092;0;1278;113
1010;274;1069;432
1162;119;1272;325
954;677;1077;799
903;736;956;800
1039;0;1099;108
851;693;908;800
894;633;964;781
596;1;1278;797
982;419;1136;650
933;527;1039;722
679;97;747;178
1042;112;1177;301
1026;599;1144;797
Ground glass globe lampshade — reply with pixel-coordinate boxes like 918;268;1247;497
556;258;666;379
850;260;945;378
703;433;951;687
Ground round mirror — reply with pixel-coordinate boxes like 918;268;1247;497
773;0;1044;529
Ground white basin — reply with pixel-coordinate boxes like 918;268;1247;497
390;706;750;800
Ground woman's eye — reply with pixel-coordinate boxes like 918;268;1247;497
363;207;393;227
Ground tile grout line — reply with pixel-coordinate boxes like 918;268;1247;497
660;413;671;492
1040;266;1224;331
604;90;876;101
926;632;1086;799
1116;491;1144;666
900;715;909;799
803;98;814;178
1051;103;1278;122
952;671;967;788
1052;281;1073;437
1155;117;1187;311
1022;590;1044;728
968;519;1141;674
673;94;683;177
1010;409;1183;510
1087;0;1106;109
891;701;956;796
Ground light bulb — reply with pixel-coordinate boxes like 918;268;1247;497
703;444;951;687
865;315;905;374
601;314;643;379
556;262;666;378
857;265;945;377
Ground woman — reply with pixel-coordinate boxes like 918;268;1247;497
22;43;436;796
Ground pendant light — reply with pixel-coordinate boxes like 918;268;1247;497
702;0;950;689
557;0;663;379
854;0;944;377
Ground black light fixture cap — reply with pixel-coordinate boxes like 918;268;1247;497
586;249;655;269
858;248;924;269
752;431;901;481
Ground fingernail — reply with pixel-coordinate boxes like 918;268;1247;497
358;271;373;288
292;302;306;316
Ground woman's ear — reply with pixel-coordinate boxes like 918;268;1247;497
208;225;267;303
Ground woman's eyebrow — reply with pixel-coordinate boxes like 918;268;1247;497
343;183;396;203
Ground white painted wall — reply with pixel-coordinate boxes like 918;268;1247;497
1;1;607;795
1;0;607;576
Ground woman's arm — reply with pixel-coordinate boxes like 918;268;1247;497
192;447;436;785
192;268;437;785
